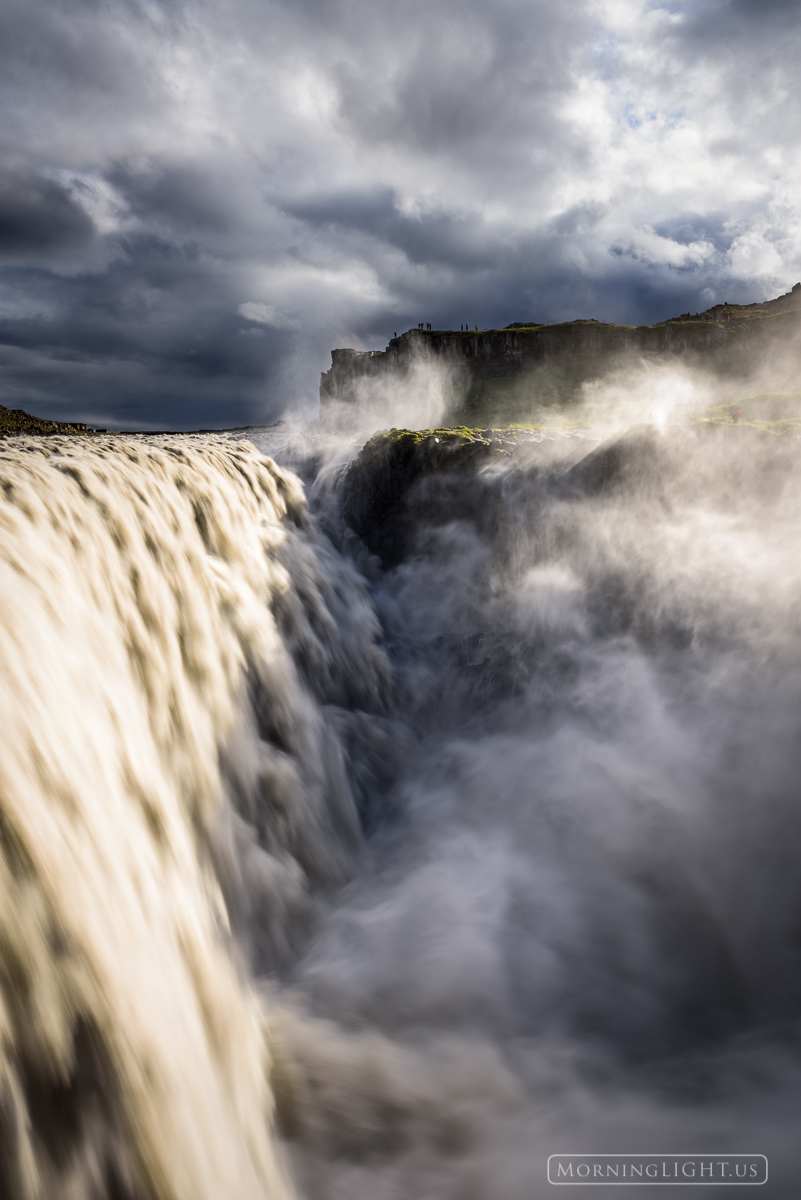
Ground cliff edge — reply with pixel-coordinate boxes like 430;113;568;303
321;284;801;423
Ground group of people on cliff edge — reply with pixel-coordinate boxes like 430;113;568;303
412;322;478;332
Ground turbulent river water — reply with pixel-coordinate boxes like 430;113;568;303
1;423;800;1199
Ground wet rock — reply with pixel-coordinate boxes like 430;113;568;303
341;427;524;564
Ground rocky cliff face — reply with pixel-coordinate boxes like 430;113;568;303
321;284;801;423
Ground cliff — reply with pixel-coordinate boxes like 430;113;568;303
321;284;801;423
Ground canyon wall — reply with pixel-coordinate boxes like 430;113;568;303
320;284;801;423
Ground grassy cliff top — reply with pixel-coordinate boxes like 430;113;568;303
399;284;801;338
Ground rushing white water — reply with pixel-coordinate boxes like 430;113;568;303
0;434;388;1200
2;423;801;1199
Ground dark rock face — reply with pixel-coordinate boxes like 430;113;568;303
341;427;527;564
321;286;801;423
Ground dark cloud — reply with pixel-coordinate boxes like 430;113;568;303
0;0;799;428
0;171;95;255
285;189;505;271
716;0;799;26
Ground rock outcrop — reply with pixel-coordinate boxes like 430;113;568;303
321;284;801;423
341;427;530;564
0;404;104;437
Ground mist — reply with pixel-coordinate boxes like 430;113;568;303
234;364;801;1197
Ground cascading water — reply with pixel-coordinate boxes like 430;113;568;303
0;434;389;1200
2;422;801;1198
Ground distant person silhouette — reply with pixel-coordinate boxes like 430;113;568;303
733;409;741;424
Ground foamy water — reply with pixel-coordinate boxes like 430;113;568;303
0;434;387;1199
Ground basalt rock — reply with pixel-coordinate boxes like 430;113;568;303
341;427;526;564
322;284;801;424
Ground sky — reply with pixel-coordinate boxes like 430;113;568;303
0;0;800;430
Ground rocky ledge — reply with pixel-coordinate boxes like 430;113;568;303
341;426;528;564
341;421;795;567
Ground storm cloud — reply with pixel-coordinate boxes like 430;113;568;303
0;0;799;429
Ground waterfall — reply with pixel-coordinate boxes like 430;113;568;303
0;435;388;1200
